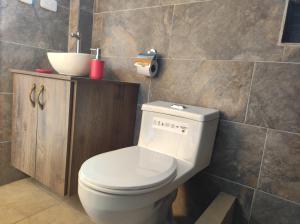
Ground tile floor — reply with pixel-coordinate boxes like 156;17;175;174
0;178;94;224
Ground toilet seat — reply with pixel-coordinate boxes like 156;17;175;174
79;146;177;195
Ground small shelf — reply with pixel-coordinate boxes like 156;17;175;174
279;0;300;45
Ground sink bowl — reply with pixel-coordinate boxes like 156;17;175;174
47;52;91;76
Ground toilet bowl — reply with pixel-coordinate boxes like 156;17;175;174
78;101;219;224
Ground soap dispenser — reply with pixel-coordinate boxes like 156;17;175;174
90;48;104;80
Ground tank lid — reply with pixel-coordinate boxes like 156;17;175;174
142;101;219;122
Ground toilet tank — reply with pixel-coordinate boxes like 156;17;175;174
138;101;219;169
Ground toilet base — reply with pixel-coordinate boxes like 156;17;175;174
80;189;177;224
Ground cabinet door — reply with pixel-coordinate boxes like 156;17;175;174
11;74;38;176
35;78;72;195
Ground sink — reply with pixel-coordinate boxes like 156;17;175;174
47;52;91;76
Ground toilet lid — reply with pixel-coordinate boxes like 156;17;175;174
79;146;177;192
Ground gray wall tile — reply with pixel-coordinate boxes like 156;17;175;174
69;1;93;53
68;0;80;52
207;121;267;188
0;0;69;51
0;41;50;75
94;0;160;13
78;10;93;53
58;0;70;8
250;191;300;224
168;0;284;60
282;46;300;62
92;14;103;48
246;62;300;133
259;130;300;203
0;0;69;186
0;142;26;185
98;6;173;57
94;0;214;13
150;60;254;122
102;57;149;104
80;0;94;13
0;94;12;142
159;0;211;5
0;41;50;93
91;0;300;222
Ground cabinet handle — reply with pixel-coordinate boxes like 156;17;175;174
37;85;45;110
29;84;36;107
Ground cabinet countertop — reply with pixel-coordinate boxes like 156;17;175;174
10;69;140;87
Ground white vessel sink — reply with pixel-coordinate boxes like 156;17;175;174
47;52;91;76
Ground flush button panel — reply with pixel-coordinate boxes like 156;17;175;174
153;117;188;135
170;104;186;110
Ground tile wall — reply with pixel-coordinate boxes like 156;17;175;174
91;0;300;223
0;0;70;185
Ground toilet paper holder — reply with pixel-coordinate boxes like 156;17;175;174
134;49;158;78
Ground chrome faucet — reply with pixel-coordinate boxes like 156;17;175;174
70;31;81;53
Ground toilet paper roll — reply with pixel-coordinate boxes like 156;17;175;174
135;60;158;77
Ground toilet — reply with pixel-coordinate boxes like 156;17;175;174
78;101;219;224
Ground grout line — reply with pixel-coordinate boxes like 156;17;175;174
147;78;152;103
159;57;201;61
166;0;214;7
248;189;257;224
248;129;269;220
0;92;13;95
256;128;269;190
93;0;96;14
12;203;60;224
281;45;287;62
79;8;93;14
101;55;300;64
244;63;256;123
95;5;173;14
0;39;60;52
263;127;300;136
220;119;265;129
256;189;300;206
28;179;64;202
0;141;10;144
220;119;300;136
205;172;255;191
243;60;300;65
93;0;213;14
166;5;176;58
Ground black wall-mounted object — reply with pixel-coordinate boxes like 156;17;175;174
281;0;300;44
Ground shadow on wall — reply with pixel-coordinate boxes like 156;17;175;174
172;173;247;224
172;123;249;224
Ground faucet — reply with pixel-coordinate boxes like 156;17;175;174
70;31;81;53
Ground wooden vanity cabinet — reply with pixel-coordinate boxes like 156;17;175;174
11;70;139;196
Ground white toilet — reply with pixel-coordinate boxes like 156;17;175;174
78;101;219;224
